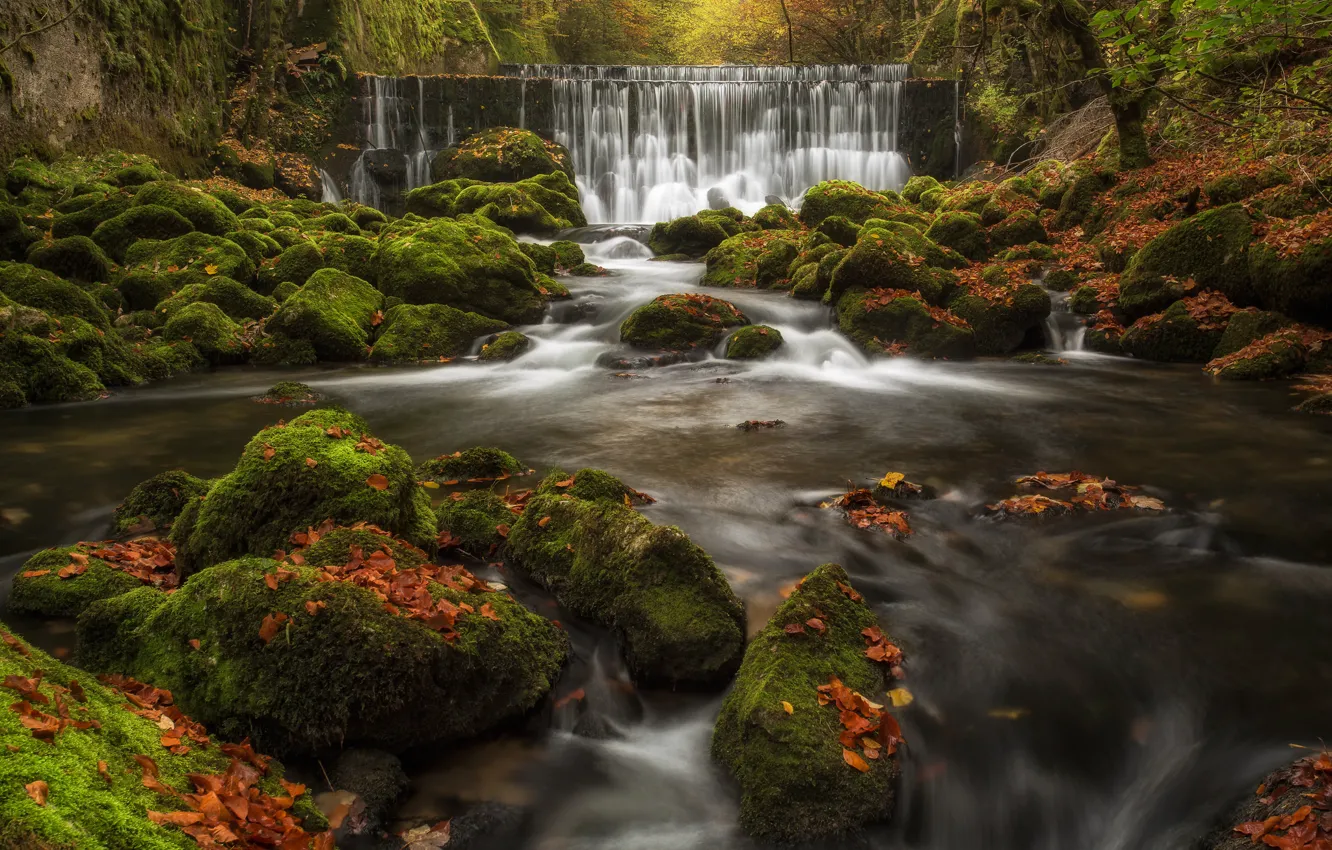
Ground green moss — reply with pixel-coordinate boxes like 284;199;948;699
1118;205;1257;318
1204;174;1260;206
256;242;324;294
315;233;377;284
918;188;945;212
925;211;989;262
436;490;513;555
1052;170;1114;231
0;624;325;849
51;194;132;240
862;220;968;270
1213;309;1292;358
300;526;430;570
136;338;205;381
519;241;557;274
726;325;784;359
373;216;546;323
50;316;146;388
110;163;169;187
989;210;1048;248
113;469;211;535
1120;300;1227;363
903;175;942;204
799;180;903;227
169;408;437;575
75;556;567;754
837;290;975;359
550;240;585;270
91;205;195;263
711;564;896;842
406;174;586;234
702;230;801;288
1209;330;1307;380
265;268;381;362
508;471;745;686
0;332;104;404
535;467;636;504
1;202;40;261
948;284;1051;355
249;334;318;367
1044;269;1078;292
209;188;254;215
0;262;110;327
753;203;799;230
370;302;508;363
350;206;388;229
25;237;113;284
9;546;146;617
222;229;282;266
620;293;748;350
161;302;245;365
1249;231;1332;326
827;230;943;307
816;216;861;248
478;330;531;361
132;183;239;236
156;276;273;323
648;213;738;258
419;446;526;482
125;232;256;284
432;127;575;183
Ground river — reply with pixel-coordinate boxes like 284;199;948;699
2;230;1331;848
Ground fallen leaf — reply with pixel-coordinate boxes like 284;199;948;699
781;701;794;715
305;457;317;469
554;688;586;709
365;474;390;491
805;617;826;633
843;749;870;772
204;264;219;276
888;688;913;707
97;760;112;785
879;472;905;489
258;612;288;644
262;444;275;462
495;523;510;538
25;780;48;806
538;516;551;528
264;573;279;591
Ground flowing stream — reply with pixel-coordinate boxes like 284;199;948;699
3;231;1332;848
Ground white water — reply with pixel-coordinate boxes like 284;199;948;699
345;76;452;208
519;64;913;222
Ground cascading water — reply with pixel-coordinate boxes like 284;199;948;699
505;64;913;223
344;76;450;210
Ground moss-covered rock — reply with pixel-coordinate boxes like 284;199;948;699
92;205;195;262
436;490;514;556
1120;299;1231;362
0;331;104;405
1296;393;1332;414
0;623;328;849
815;215;862;248
827;229;948;306
837;289;976;359
124;232;256;284
75;556;568;754
156;277;276;323
369;302;507;363
256;241;324;294
1118;205;1257;318
48;315;143;388
1206;329;1308;380
132;182;239;236
0;262;110;327
249;333;318;367
25;236;113;284
373;216;546;324
649;211;745;258
711;564;898;843
1248;231;1332;325
948;284;1052;355
620;292;749;350
169;408;436;575
925;211;989;262
753;203;799;230
51;193;133;240
799;180;903;227
112;469;211;535
1052;169;1114;231
9;545;147;617
161;301;245;365
0;202;40;261
508;469;745;686
1044;269;1078;292
265;269;381;362
136;338;206;381
405;174;587;234
432;127;576;183
862;220;968;270
418;447;526;483
1213;309;1292;358
903;175;942;204
519;241;558;274
989;209;1049;248
258;381;321;405
478;330;531;361
550;240;585;270
702;230;801;288
725;325;784;359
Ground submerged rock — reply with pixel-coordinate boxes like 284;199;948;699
76;554;568;754
507;469;746;686
170;407;437;576
711;563;901;843
620;293;749;351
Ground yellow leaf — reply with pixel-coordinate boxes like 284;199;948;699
879;472;905;489
888;687;913;707
204;264;219;275
420;481;440;489
987;707;1029;720
781;701;793;715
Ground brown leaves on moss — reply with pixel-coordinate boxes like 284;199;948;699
862;626;904;669
24;780;48;806
818;675;903;770
99;674;209;756
861;287;971;330
4;669;103;741
822;488;912;538
365;473;390;491
257;612;288;645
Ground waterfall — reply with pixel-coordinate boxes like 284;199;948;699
346;76;437;209
504;64;913;223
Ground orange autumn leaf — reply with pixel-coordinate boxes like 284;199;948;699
305;457;317;469
538;516;551;528
365;474;390;491
479;602;501;621
264;573;279;591
842;749;870;772
258;612;288;644
25;780;48;806
305;600;326;616
495;523;510;538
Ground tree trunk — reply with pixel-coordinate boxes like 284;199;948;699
1108;91;1152;169
778;0;795;63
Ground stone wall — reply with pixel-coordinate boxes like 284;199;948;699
899;78;964;181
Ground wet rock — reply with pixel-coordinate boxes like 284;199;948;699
1205;328;1312;381
361;148;409;185
156;276;276;322
1117;204;1256;319
331;748;409;829
405;173;586;233
1296;393;1332;414
703;230;801;288
1213;309;1292;358
91;204;195;262
1195;753;1332;850
9;544;149;617
432;127;576;184
445;801;527;849
436;490;513;556
712;564;900;843
837;289;975;359
726;325;784;359
162;301;247;365
256;381;322;405
369;303;507;363
478;330;532;361
620;293;749;351
949;282;1051;356
707;187;732;210
827;229;953;307
799;180;904;227
507;469;746;687
764;194;788;207
648;209;750;258
989;209;1049;248
266;268;382;362
1010;351;1067;366
902;175;942;204
113;469;211;535
1120;295;1236;363
594;350;689;370
419;446;527;483
169;407;437;575
76;551;569;754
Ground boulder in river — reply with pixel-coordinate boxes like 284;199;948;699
707;186;732;210
478;330;532;361
648;208;751;258
369;302;507;363
837;289;976;359
263;268;383;362
1196;753;1332;850
156;276;276;323
170;407;437;575
405;173;586;234
431;127;576;184
161;301;247;365
753;203;798;230
725;325;784;359
712;563;902;843
702;230;801;288
799;180;905;227
419;446;527;483
1119;294;1237;363
113;469;211;534
620;292;749;351
948;276;1052;355
76;550;568;754
828;228;953;307
924;210;989;262
507;469;746;686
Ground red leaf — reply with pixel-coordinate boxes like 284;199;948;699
783;622;806;635
365;474;390;491
495;523;510;538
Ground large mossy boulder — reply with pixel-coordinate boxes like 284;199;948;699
169;407;437;575
25;236;113;284
837;289;976;359
799;180;903;227
91;205;195;262
619;293;749;350
113;469;211;535
753;203;799;230
478;330;532;361
373;217;546;324
1;202;40;261
862;220;968;270
1248;229;1332;325
508;469;746;686
649;210;749;258
0;325;105;407
925;211;989;262
50;193;132;240
9;545;148;617
264;268;381;361
76;555;568;754
0;623;330;848
711;563;899;843
405;174;586;233
948;283;1052;355
256;241;324;293
1120;297;1233;362
132;182;239;235
370;303;507;362
828;229;953;307
431;127;576;183
702;230;800;288
0;262;110;328
156;277;276;323
161;302;246;365
726;325;784;359
989;210;1049;248
436;490;514;556
1205;328;1310;381
1213;309;1292;359
1117;205;1256;318
124;232;256;285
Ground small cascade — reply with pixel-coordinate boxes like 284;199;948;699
345;76;438;211
505;64;913;223
1042;283;1087;353
317;168;342;204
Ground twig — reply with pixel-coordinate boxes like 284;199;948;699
0;0;86;56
